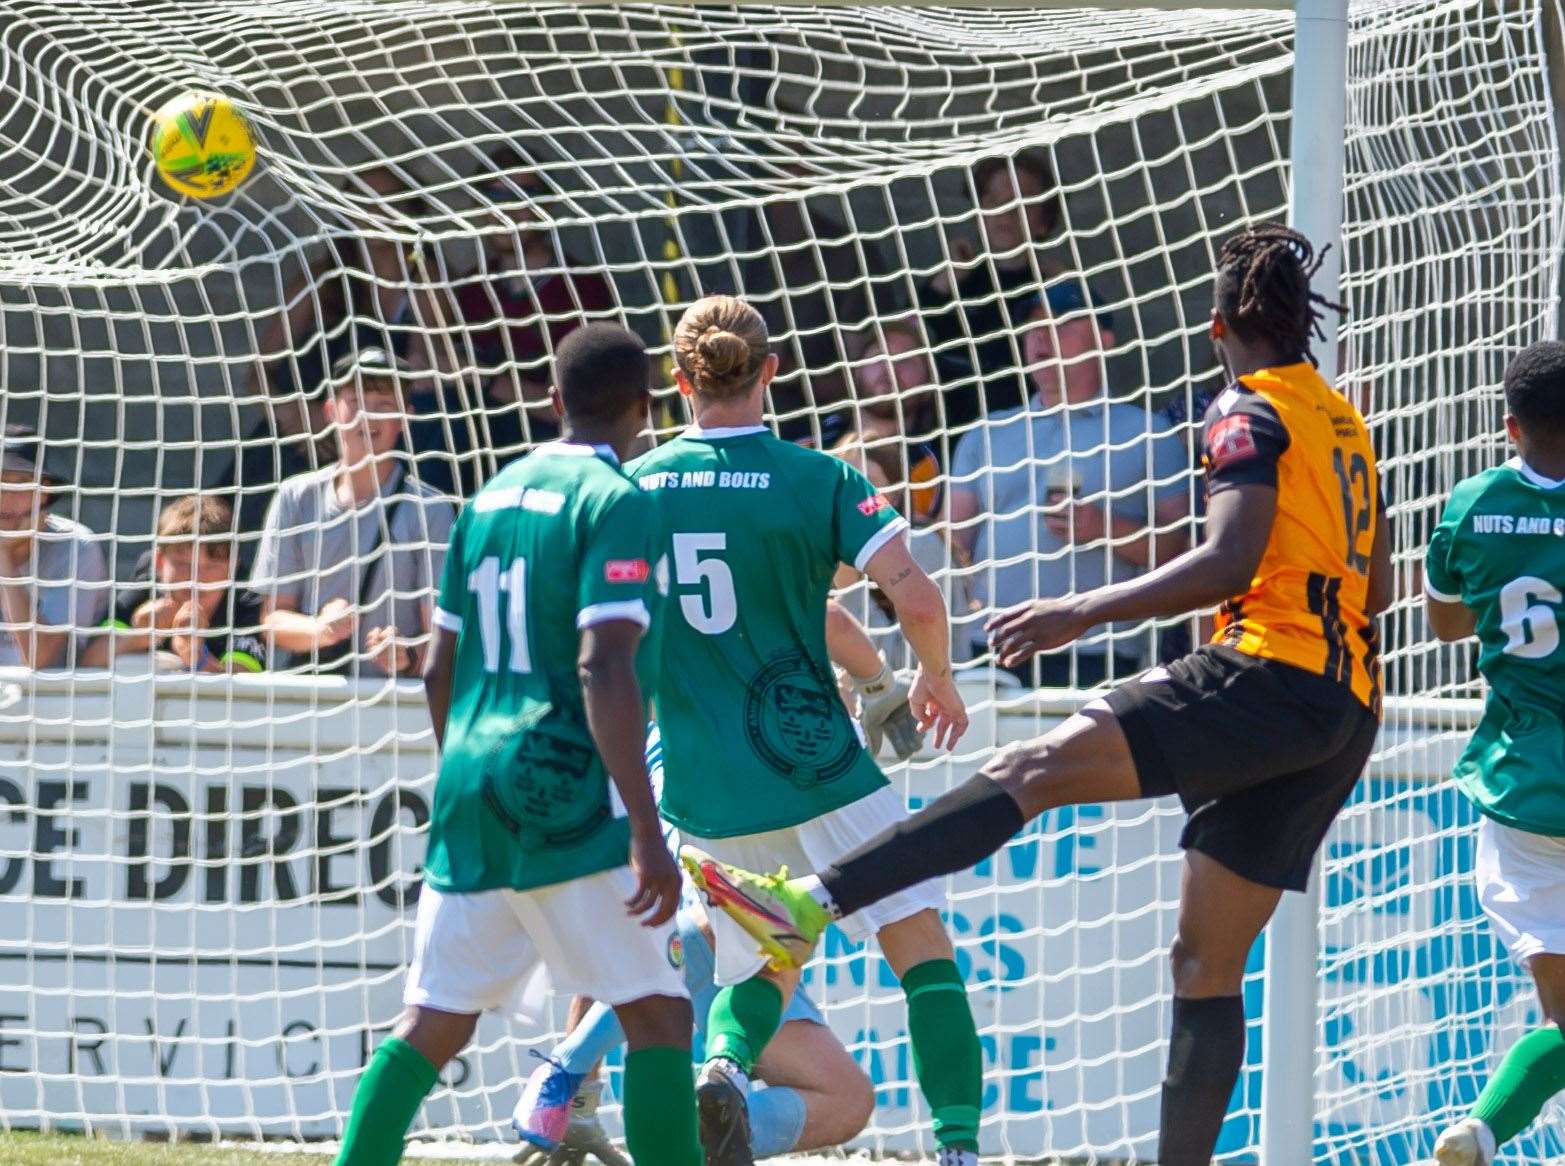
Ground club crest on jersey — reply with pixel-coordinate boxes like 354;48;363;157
857;494;889;516
604;558;650;583
1207;414;1257;467
744;650;860;789
667;931;684;969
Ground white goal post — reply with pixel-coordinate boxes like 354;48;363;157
0;0;1560;1162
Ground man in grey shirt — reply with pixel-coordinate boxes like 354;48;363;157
0;426;107;668
949;286;1189;686
251;348;455;678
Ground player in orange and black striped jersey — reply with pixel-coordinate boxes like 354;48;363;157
685;225;1393;1166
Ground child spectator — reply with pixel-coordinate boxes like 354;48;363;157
0;425;107;669
251;347;455;677
84;496;266;673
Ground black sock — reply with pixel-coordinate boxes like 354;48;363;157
819;776;1026;917
1158;995;1245;1166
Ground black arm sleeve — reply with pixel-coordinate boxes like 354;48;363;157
1200;387;1291;494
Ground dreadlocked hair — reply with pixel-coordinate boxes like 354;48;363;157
1214;224;1346;367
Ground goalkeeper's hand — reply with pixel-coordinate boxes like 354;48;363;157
854;662;925;760
513;1079;631;1166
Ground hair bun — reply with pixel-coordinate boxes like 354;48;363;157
695;327;751;379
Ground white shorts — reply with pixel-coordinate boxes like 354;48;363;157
404;867;687;1018
693;785;946;985
1476;816;1565;965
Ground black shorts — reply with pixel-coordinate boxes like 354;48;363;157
1104;644;1379;892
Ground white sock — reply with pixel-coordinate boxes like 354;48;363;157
795;874;844;920
937;1147;978;1166
702;1054;750;1092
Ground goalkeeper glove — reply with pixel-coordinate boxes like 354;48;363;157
514;1078;630;1166
854;661;925;760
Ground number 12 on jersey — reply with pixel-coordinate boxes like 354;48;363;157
468;555;532;673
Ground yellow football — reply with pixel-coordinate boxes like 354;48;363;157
150;92;256;199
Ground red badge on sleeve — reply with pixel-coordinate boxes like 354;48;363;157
604;559;650;583
1207;414;1258;468
856;494;889;516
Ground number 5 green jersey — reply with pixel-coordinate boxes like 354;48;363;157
1426;458;1565;836
628;425;907;839
425;443;664;893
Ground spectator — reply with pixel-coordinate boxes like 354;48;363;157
82;496;266;674
0;426;107;669
251;348;456;678
948;284;1187;686
747;179;896;438
917;148;1067;431
413;157;616;483
219;377;337;576
829;434;974;673
836;320;946;526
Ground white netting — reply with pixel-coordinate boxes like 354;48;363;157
0;1;1559;1162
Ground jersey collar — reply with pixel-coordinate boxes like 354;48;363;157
1511;456;1565;490
536;440;620;467
684;424;768;439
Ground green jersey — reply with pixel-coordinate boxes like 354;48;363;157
1426;458;1565;835
425;442;663;893
628;424;906;838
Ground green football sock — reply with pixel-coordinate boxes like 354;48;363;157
902;958;983;1152
704;976;784;1073
623;1044;702;1166
335;1036;440;1166
1471;1024;1565;1144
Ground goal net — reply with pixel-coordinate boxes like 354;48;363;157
0;0;1560;1161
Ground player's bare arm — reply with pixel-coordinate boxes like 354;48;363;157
1425;591;1477;642
987;481;1277;666
422;623;457;748
579;619;680;927
861;534;968;749
825;598;925;760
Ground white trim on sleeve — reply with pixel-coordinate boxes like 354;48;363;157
853;517;910;573
577;600;651;630
433;608;464;632
1423;577;1462;604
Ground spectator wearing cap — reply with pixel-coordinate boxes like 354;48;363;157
0;425;108;669
82;496;267;674
917;148;1068;431
250;349;456;678
412;152;615;485
948;285;1188;686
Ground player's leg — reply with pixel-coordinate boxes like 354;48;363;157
683;705;1139;960
1156;851;1280;1166
699;962;802;1166
337;886;530;1166
1435;821;1565;1166
752;1016;875;1153
613;992;704;1166
513;996;627;1150
524;867;702;1166
1151;677;1378;1166
878;909;984;1164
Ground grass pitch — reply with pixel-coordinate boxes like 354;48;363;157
0;1132;335;1165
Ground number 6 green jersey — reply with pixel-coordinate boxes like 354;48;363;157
425;443;664;893
1426;457;1565;835
628;425;907;839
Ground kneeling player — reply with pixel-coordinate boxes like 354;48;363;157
1424;341;1565;1166
513;728;874;1166
513;901;873;1166
333;325;698;1166
691;227;1394;1166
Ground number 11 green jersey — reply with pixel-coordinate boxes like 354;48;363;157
628;425;907;839
425;443;664;893
1426;458;1565;836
